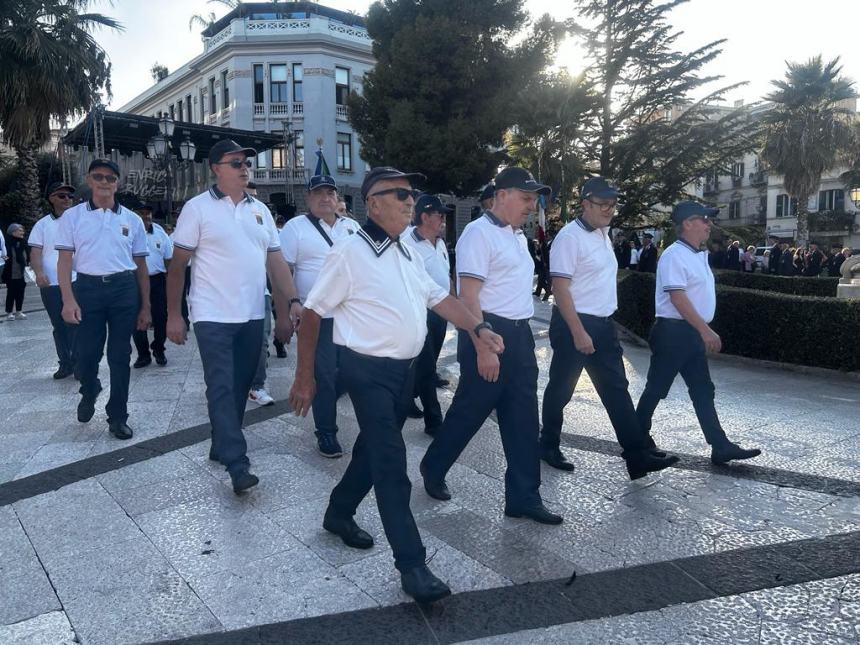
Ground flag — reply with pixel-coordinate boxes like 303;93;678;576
314;149;331;177
537;194;546;242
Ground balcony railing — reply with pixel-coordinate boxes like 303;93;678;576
703;179;719;195
253;168;311;184
206;113;217;125
293;103;304;116
270;103;289;116
336;105;349;121
253;103;265;116
749;170;767;187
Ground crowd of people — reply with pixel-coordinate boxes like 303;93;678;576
708;238;853;277
5;148;764;604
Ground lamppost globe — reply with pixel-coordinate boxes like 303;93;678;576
146;139;156;159
158;115;175;138
179;138;196;162
152;135;168;158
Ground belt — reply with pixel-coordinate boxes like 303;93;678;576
340;346;417;367
77;270;135;283
483;312;531;327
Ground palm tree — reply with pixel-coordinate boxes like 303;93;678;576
0;0;121;224
760;56;857;246
188;0;287;33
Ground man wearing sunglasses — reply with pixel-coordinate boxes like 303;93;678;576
421;166;563;526
29;181;79;379
56;159;151;441
279;174;360;458
167;139;298;494
539;177;679;479
636;201;761;465
289;166;504;603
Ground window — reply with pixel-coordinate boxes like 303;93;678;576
208;78;216;114
728;200;740;220
335;67;350;105
294;130;304;168
221;70;229;110
776;194;798;218
271;145;285;169
818;189;845;212
292;63;303;102
731;161;745;178
253;64;265;103
257;150;268;169
185;95;192;121
177;101;183;122
336;132;352;171
270;64;287;103
199;89;205;122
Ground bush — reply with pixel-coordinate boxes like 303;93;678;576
616;270;860;372
713;270;839;297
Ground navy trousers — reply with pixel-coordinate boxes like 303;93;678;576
74;272;139;423
541;308;647;456
421;314;542;510
312;318;340;436
414;310;447;429
40;285;77;371
133;272;167;358
329;347;425;572
195;319;263;474
635;318;729;446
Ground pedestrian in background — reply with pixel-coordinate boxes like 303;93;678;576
3;223;30;320
742;245;756;272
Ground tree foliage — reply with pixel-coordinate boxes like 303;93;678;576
760;56;857;246
349;0;562;194
150;62;169;82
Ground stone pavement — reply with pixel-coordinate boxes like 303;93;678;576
0;287;857;644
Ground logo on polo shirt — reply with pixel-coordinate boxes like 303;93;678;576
156;242;161;249
254;212;263;225
121;224;129;237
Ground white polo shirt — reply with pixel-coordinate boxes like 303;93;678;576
304;221;449;360
143;223;173;275
54;200;148;275
172;186;280;324
456;212;533;320
0;235;6;267
28;213;77;286
279;213;360;315
550;218;617;317
402;226;450;291
655;239;716;322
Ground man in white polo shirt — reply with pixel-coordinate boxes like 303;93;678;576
421;166;563;526
29;181;78;379
280;174;359;458
540;177;679;479
56;159;151;441
166;139;298;494
132;201;173;368
402;194;452;435
636;201;761;465
289;166;504;603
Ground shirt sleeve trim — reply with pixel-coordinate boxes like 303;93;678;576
549;271;573;279
663;286;686;292
28;243;44;249
458;272;486;281
133;252;150;257
267;246;282;253
173;242;196;251
55;245;75;251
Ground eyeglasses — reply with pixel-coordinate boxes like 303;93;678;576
368;187;417;202
215;159;253;169
587;199;616;212
53;193;73;200
90;173;118;184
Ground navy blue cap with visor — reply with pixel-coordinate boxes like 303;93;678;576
414;194;454;216
308;175;337;191
361;166;425;199
581;177;621;201
479;183;495;202
493;167;551;195
88;158;120;176
208;139;257;166
671;200;720;224
47;182;75;196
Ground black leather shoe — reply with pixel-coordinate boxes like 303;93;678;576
626;452;680;480
407;401;423;419
504;503;563;525
53;367;73;380
643;435;667;458
424;424;441;437
540;449;575;472
208;445;219;462
401;565;451;603
420;462;451;501
77;393;98;423
230;469;259;493
711;442;761;465
153;351;167;366
133;356;151;369
323;511;374;549
108;421;133;440
274;341;287;358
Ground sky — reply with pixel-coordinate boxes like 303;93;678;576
95;0;860;110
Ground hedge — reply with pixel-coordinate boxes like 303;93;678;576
712;270;839;297
615;270;860;372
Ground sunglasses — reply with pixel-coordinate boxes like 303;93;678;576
53;193;73;200
587;198;616;212
90;173;118;184
368;187;417;202
215;159;253;169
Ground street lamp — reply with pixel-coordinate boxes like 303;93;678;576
147;118;175;223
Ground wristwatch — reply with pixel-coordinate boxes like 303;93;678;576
289;298;302;307
473;321;494;336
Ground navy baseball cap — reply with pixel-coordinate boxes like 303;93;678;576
671;201;720;224
308;175;337;191
581;177;621;201
415;194;454;217
494;167;550;195
361;166;425;199
47;182;75;196
208;139;257;166
88;158;120;176
479;183;495;202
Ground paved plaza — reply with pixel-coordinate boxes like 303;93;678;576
0;288;858;644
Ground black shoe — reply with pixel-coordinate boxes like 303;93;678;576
626;452;680;480
540;449;575;472
323;511;374;549
77;392;99;423
407;401;423;419
53;367;73;380
711;442;761;465
153;351;167;366
274;342;287;358
434;373;449;388
230;469;259;493
317;433;343;458
133;356;151;369
208;445;219;462
643;435;668;458
420;462;451;501
108;421;134;440
504;503;563;525
401;565;451;603
424;424;441;437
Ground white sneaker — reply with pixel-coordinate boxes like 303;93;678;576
5;313;14;321
14;312;26;320
248;388;275;406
